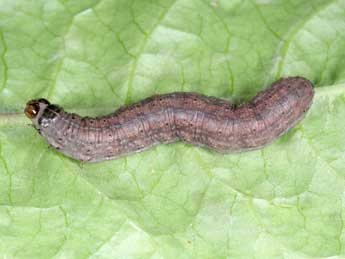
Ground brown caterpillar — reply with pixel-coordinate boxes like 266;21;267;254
24;77;314;163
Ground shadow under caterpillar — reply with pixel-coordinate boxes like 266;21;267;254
25;77;314;162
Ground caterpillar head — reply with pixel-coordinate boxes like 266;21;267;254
24;98;51;126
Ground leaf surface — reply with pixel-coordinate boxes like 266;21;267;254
0;0;345;258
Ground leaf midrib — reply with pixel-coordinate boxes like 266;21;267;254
1;83;344;128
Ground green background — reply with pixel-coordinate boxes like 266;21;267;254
1;0;345;258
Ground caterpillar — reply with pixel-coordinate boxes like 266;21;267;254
24;77;314;162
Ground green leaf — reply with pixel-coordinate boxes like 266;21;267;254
1;0;345;258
